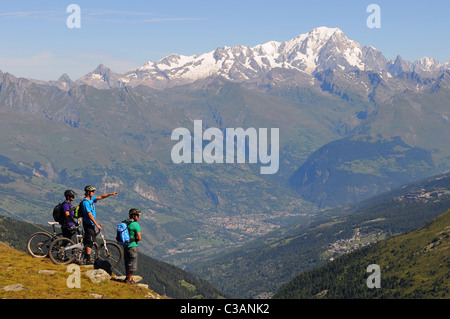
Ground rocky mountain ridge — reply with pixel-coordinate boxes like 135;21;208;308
44;26;450;90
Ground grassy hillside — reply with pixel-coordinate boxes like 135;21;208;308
0;242;163;299
274;209;450;299
0;215;225;299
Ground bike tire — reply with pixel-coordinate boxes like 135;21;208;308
49;237;77;265
27;232;53;258
92;242;100;260
97;241;123;269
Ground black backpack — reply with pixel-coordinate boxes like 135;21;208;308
52;203;65;225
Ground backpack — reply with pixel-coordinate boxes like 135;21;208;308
74;199;89;219
116;220;133;246
52;203;65;225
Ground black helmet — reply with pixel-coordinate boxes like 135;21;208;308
64;190;77;199
129;208;141;217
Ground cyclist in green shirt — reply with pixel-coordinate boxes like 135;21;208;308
124;208;142;284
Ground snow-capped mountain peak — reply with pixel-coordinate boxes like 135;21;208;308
74;26;449;90
118;26;365;88
413;56;446;74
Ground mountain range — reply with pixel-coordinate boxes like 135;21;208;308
0;26;449;287
70;26;450;209
70;27;449;90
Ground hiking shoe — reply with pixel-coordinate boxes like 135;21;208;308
83;259;95;265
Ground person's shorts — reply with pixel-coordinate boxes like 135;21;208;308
62;226;77;242
83;223;96;248
124;246;138;272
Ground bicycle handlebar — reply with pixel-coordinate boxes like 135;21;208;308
95;224;104;237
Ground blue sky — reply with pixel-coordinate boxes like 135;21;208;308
0;0;448;81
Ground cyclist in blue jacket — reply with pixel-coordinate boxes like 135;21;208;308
81;185;118;264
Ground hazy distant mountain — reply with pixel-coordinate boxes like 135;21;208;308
76;64;126;89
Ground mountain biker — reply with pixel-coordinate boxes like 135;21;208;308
123;208;142;284
61;190;79;241
81;185;118;264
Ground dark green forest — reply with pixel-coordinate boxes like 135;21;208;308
274;209;450;299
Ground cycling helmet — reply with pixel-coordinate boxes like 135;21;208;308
129;208;141;217
84;185;96;193
64;190;77;199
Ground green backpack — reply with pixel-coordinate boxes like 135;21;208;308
73;199;89;219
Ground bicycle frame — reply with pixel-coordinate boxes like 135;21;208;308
97;229;109;254
62;226;87;263
63;242;84;252
48;222;60;236
93;226;123;269
27;221;64;258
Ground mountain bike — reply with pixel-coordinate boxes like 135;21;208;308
27;221;62;258
96;228;123;269
48;225;98;265
48;225;123;269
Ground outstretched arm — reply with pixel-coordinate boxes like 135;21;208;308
96;192;118;200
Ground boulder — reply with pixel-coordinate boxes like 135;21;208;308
3;283;24;292
85;269;111;284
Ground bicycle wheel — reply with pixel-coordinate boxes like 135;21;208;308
97;241;123;269
27;232;53;258
49;237;78;265
91;242;100;260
